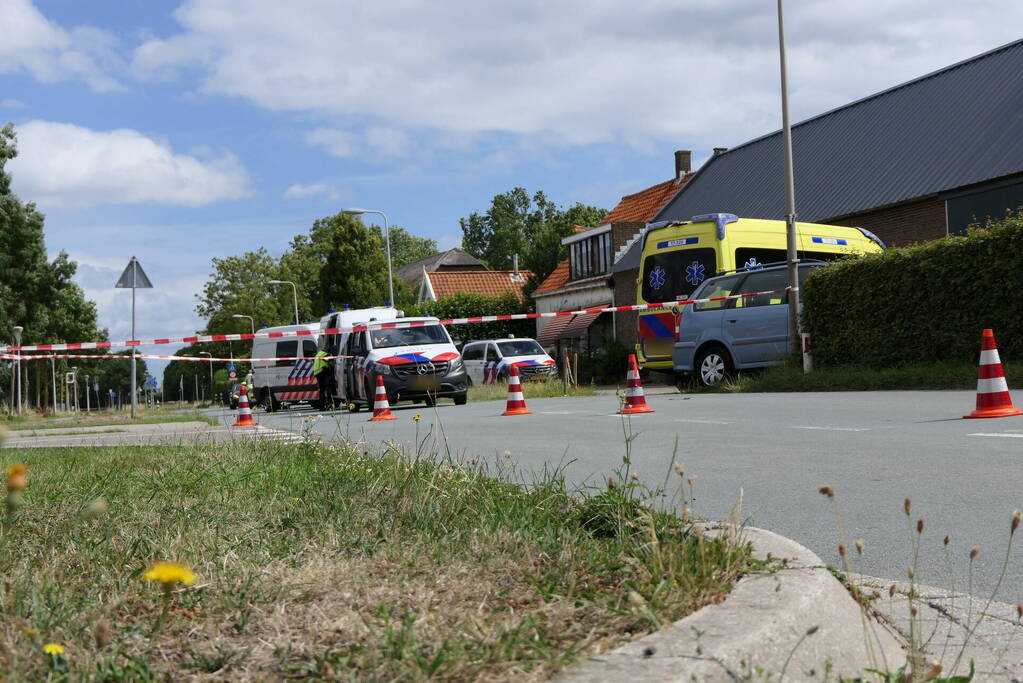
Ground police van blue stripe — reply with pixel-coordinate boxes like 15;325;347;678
811;236;847;245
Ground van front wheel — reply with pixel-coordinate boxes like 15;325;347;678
695;346;733;387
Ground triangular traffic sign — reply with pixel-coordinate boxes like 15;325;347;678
115;256;153;289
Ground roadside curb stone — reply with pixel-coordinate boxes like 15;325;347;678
557;526;906;682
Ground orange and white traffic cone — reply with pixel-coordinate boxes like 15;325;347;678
233;384;258;426
369;374;397;421
619;353;655;415
965;329;1022;419
502;365;532;416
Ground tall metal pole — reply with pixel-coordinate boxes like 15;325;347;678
777;0;802;360
131;280;138;418
50;357;57;413
12;326;22;414
381;213;393;306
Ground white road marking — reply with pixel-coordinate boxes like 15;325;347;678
673;418;733;425
969;433;1023;439
790;426;870;432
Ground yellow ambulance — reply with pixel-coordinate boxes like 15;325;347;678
635;213;884;370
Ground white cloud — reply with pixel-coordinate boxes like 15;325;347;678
9;120;252;207
304;127;355;157
283;183;352;202
366;127;410;157
0;0;122;91
131;1;1023;148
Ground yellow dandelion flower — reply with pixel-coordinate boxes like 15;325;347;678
42;643;64;656
5;463;27;493
143;562;196;588
24;627;38;637
412;413;422;422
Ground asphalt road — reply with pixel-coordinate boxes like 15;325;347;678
218;390;1023;601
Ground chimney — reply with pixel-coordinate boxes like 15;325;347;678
713;147;728;156
674;150;691;183
513;253;519;273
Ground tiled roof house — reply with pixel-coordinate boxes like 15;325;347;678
418;269;533;302
397;248;487;295
533;151;693;349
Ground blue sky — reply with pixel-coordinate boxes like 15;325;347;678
3;0;1022;379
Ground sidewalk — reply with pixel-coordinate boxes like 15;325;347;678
858;574;1023;681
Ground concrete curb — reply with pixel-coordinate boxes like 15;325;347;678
557;526;907;682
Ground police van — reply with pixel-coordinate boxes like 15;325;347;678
250;323;320;411
317;307;468;409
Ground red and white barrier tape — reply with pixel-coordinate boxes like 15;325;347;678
0;354;342;362
0;287;790;353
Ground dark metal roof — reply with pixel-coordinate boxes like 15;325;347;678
656;38;1023;224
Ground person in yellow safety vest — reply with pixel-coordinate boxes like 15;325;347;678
312;348;334;410
243;371;255;403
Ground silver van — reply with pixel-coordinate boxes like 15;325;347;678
673;262;824;386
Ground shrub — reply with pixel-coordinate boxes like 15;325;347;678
577;338;631;384
409;291;534;343
802;210;1023;367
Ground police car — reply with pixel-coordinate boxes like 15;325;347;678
460;337;558;384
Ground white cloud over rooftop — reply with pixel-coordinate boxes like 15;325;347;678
130;0;1023;149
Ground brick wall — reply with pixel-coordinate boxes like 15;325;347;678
826;197;946;247
613;268;639;346
611;221;645;250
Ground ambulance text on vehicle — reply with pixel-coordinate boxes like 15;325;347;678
634;213;884;370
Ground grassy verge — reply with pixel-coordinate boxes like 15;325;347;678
1;409;218;431
0;439;749;680
12;429;127;438
468;380;597;403
680;361;1023;393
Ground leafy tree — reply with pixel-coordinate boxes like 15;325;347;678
410;291;533;343
459;188;607;286
370;225;438;270
195;248;295;340
317;212;390;310
161;345;215;403
0;123;104;409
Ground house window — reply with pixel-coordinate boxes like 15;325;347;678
569;231;612;281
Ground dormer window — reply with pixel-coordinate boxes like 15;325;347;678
569;231;611;280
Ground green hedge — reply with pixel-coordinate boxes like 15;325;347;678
409;291;534;343
802;211;1023;367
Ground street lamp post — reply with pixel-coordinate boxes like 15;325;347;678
84;374;90;412
267;280;299;325
776;0;803;365
71;366;79;412
12;326;22;414
50;357;57;413
199;351;213;403
342;208;394;306
231;314;255;335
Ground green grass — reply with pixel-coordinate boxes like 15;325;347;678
0;438;749;680
12;428;127;438
679;361;1023;393
0;408;218;431
468;380;597;403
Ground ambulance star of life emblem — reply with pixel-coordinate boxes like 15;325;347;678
649;266;666;290
685;261;706;286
